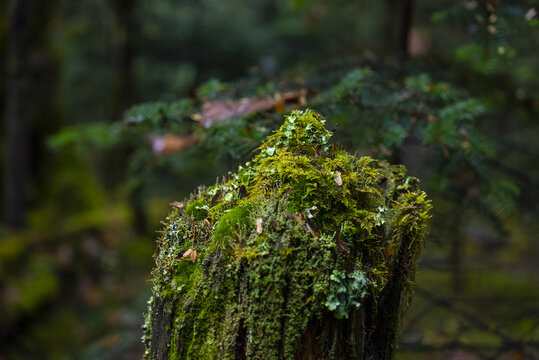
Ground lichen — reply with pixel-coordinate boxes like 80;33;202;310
143;109;432;359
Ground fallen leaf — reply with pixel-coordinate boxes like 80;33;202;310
274;93;285;113
256;218;263;234
149;134;199;156
190;250;197;263
183;249;193;258
337;237;350;256
459;128;470;138
170;201;184;209
192;97;274;128
191;89;312;127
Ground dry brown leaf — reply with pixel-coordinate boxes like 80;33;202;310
190;250;197;263
337;237;350;256
191;89;312;127
274;93;285;113
170;201;184;209
149;134;199;156
183;249;193;258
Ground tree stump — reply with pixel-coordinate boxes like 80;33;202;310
142;110;431;360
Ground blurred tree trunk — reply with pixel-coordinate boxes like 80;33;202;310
3;0;31;228
383;0;397;53
111;0;147;234
3;0;59;229
383;0;414;60
112;0;136;118
399;0;414;60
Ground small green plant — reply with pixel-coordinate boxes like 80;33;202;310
325;269;370;319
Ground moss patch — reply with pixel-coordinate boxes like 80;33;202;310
143;109;432;359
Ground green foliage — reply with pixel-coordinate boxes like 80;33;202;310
184;199;210;221
325;269;370;319
258;109;332;155
431;1;537;75
312;67;519;225
47;122;122;150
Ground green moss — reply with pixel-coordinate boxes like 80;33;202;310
144;109;432;359
212;205;251;251
184;199;209;220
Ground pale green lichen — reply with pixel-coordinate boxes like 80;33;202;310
143;109;432;359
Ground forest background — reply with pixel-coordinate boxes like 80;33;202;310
1;0;538;359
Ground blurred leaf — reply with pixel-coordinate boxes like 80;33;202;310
148;134;199;156
191;89;309;127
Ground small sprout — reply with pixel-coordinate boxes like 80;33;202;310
182;249;197;263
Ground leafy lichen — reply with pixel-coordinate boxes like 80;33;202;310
143;109;432;359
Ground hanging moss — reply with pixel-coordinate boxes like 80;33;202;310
143;109;432;360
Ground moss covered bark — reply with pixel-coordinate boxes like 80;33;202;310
142;109;431;360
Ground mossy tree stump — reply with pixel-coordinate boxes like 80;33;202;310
143;110;431;360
